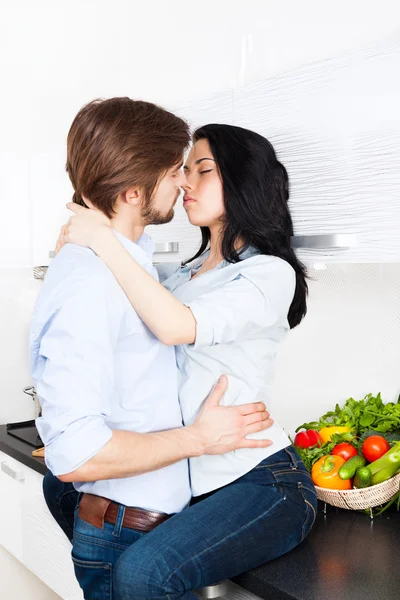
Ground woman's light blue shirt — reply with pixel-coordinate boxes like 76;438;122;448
158;248;296;496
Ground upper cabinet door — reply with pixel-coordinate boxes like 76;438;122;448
231;38;400;263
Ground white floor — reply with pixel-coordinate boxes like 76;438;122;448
0;545;61;600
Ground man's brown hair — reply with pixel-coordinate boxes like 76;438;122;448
66;98;190;217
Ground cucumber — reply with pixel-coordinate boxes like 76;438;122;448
371;464;400;485
353;466;372;488
339;455;367;480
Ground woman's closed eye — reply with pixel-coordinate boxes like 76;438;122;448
199;169;213;175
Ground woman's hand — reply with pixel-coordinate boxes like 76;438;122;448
55;201;112;254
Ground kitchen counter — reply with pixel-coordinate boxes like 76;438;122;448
233;502;399;600
0;423;46;474
1;423;399;600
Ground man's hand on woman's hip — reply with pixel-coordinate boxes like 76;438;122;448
190;375;273;456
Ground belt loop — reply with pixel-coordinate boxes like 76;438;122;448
112;504;126;538
284;446;299;469
75;492;83;511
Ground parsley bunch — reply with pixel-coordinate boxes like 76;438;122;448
296;393;400;436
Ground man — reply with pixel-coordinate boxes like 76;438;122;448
30;97;272;597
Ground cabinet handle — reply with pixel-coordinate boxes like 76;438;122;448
291;234;357;249
154;242;179;253
1;461;25;482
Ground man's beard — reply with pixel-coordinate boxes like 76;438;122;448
141;194;178;226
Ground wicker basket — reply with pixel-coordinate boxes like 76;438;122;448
315;471;400;510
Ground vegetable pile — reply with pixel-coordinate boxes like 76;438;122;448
293;393;400;496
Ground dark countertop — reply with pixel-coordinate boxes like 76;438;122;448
0;423;46;475
233;504;400;600
1;424;399;600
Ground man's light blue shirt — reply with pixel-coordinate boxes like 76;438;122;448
30;232;191;514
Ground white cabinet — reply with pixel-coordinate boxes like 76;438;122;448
234;38;400;263
0;452;82;600
21;468;83;600
0;453;24;561
180;38;400;264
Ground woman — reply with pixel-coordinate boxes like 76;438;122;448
59;124;317;599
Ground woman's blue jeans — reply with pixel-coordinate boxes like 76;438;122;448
43;445;318;600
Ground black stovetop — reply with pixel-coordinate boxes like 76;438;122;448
5;419;43;448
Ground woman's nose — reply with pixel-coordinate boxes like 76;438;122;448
181;179;192;192
182;172;196;190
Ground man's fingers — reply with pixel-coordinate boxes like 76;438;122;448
243;412;272;427
203;375;228;408
245;418;274;436
239;438;273;449
238;402;267;416
82;196;95;209
66;202;84;214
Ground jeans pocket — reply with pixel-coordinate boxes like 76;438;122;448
298;484;318;541
72;554;112;600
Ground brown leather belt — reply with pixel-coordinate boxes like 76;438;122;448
78;493;172;533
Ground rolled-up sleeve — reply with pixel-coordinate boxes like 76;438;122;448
34;274;121;476
185;257;296;350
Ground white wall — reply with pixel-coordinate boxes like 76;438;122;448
0;271;40;424
271;263;400;436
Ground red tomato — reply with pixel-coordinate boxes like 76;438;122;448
362;435;390;463
331;442;358;462
294;429;323;449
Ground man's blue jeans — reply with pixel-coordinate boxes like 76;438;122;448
43;445;318;600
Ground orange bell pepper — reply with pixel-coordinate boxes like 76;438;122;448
312;455;352;490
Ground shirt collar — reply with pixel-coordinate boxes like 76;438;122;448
113;230;155;267
182;245;259;272
180;251;209;273
239;245;259;260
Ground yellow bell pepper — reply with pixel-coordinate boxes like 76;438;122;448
318;426;352;443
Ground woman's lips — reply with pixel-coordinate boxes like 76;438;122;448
183;196;196;205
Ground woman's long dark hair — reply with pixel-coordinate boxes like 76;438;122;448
184;124;308;328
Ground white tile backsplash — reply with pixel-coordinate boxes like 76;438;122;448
271;263;400;435
0;269;41;424
1;264;399;435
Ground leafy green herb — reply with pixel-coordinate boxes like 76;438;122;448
296;393;400;436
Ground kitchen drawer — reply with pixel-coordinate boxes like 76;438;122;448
0;451;24;561
21;468;83;600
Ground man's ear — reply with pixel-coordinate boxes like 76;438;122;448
123;186;142;206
